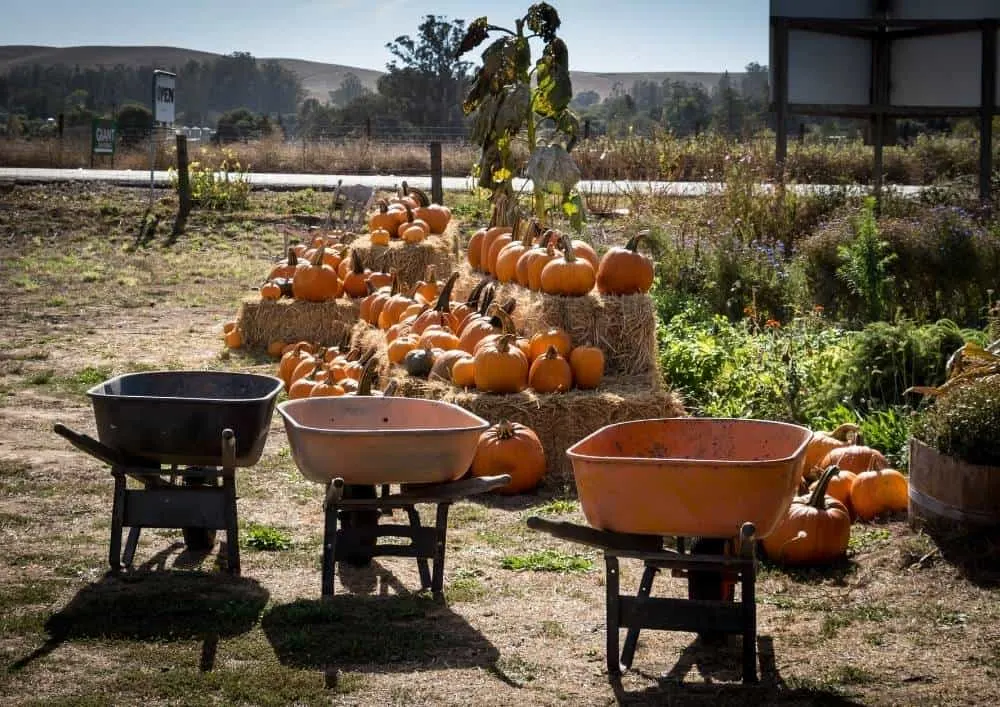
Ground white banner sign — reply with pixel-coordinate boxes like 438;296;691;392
154;73;176;125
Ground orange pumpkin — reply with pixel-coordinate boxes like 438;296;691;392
473;334;529;393
528;328;572;361
467;227;487;271
803;423;860;481
480;225;513;273
260;280;282;301
761;465;852;566
470;420;546;494
341;250;371;299
809;467;858;519
569;346;605;389
369;199;400;238
268;247;303;280
539;233;596;296
291;246;342;302
820;445;888;475
450;355;476;388
523;239;560;291
529;346;573;393
596;230;655;295
850;468;909;521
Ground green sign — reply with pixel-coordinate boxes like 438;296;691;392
92;118;116;155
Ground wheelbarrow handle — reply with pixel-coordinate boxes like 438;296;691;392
526;517;664;553
53;423;154;468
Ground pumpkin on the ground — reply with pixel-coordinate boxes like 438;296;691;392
761;465;852;566
809;467;858;519
850;468;909;521
803;423;860;481
820;444;888;475
470;420;546;494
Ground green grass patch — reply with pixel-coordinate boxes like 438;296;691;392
530;499;578;515
501;549;594;573
243;524;292;552
848;526;893;554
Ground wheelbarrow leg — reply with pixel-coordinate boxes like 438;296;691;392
122;526;142;568
738;522;759;684
404;505;433;590
109;471;126;573
605;554;623;678
621;563;658;670
322;479;345;597
220;430;240;576
431;502;451;594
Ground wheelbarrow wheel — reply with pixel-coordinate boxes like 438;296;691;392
182;527;217;551
687;537;736;643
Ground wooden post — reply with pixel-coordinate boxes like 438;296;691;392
583;118;591;140
172;132;192;236
981;21;997;206
871;18;891;214
429;141;443;205
773;18;789;176
365;117;372;140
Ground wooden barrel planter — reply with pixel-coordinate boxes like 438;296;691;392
908;438;1000;531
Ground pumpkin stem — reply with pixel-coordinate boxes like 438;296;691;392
496;333;515;354
350;249;364;274
808;465;842;509
356;357;380;396
558;232;576;263
383;379;399;397
377;199;390;215
287;247;298;266
407;184;431;207
389;270;399;296
465;278;488;308
479;285;497;316
830;423;861;445
544;345;560;360
310;245;326;266
433;272;459;313
495;419;516;440
494;307;517;335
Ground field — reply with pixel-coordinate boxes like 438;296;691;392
1;183;999;706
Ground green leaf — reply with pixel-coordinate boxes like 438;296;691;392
562;192;586;232
456;17;490;57
532;38;572;118
525;3;561;42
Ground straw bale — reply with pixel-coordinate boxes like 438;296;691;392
348;321;392;379
386;373;685;487
349;221;459;289
237;298;360;350
493;283;658;377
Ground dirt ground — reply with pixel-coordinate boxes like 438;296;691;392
1;183;999;706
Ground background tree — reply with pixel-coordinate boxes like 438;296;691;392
329;73;368;107
378;15;472;128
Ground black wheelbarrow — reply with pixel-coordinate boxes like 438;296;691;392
55;370;283;575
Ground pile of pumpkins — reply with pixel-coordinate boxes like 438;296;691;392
467;221;655;298
274;341;393;399
366;184;452;244
363;272;605;393
259;239;421;304
763;423;910;567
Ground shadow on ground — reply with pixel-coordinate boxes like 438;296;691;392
9;550;268;673
261;592;501;679
612;635;865;706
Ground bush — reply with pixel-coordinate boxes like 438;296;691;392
798;202;1000;326
911;375;1000;466
831;319;982;411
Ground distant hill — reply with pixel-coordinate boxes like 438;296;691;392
0;45;741;102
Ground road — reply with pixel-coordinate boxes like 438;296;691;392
0;166;922;197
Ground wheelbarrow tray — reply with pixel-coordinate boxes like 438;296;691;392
567;418;811;539
88;371;283;467
278;396;489;484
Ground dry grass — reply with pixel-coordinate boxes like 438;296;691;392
1;184;999;706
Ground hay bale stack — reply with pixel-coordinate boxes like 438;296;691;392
349;321;392;378
492;283;657;377
350;221;459;288
237;298;361;350
386;373;684;486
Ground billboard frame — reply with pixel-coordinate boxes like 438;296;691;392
771;7;998;202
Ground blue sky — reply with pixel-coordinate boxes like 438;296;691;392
2;1;768;73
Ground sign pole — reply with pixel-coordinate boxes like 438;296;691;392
150;70;177;211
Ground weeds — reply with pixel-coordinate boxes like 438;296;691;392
243;524;292;551
500;550;594;573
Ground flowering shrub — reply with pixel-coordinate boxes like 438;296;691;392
169;147;251;210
